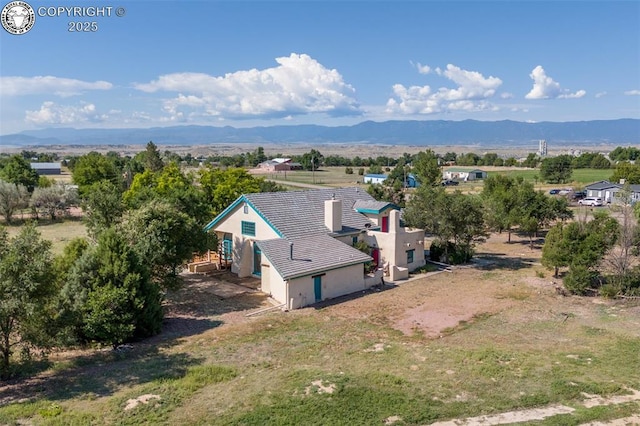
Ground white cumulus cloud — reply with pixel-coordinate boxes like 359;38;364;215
410;61;431;74
595;91;608;98
625;90;640;96
25;101;106;125
0;76;112;97
525;66;585;99
386;64;502;115
134;53;361;120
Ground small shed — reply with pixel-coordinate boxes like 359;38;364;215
363;174;388;184
406;173;420;188
30;162;61;175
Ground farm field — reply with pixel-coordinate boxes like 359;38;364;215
0;228;638;425
254;166;614;195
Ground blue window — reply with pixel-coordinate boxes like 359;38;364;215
406;249;415;264
352;236;358;245
241;221;256;236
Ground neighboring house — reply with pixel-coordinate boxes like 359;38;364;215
363;174;388;184
30;162;61;175
442;168;487;181
257;158;303;171
202;187;425;309
584;180;640;204
258;160;291;172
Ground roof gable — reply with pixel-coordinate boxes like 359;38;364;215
203;196;283;236
205;187;377;238
352;199;399;214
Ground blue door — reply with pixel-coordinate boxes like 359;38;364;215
222;235;232;261
253;243;262;276
313;276;322;302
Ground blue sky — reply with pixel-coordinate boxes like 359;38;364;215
1;0;639;135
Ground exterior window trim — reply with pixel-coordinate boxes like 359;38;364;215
241;220;256;236
406;248;415;264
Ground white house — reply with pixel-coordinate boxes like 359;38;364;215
200;187;425;309
442;168;487;181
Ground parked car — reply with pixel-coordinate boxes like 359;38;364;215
549;189;560;195
578;197;603;207
441;179;459;186
572;190;587;200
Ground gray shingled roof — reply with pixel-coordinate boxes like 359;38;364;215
244;187;376;239
257;235;372;280
352;199;395;213
585;180;620;190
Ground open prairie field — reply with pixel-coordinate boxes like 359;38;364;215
1;232;638;425
251;166;366;188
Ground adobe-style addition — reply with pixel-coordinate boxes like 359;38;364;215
197;187;426;309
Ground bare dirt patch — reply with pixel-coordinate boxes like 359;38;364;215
124;394;161;411
305;380;336;395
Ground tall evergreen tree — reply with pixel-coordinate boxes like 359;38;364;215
0;224;54;377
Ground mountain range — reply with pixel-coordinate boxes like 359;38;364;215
1;119;639;148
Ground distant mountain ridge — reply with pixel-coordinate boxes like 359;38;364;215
2;119;639;147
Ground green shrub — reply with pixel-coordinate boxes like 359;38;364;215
429;240;473;265
563;265;595;295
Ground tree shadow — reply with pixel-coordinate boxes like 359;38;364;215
165;273;266;318
473;254;540;271
0;273;267;407
0;345;207;406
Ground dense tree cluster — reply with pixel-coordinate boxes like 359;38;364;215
609;146;640;162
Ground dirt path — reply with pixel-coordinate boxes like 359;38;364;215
429;388;640;425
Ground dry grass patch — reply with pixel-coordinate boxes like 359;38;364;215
4;218;87;255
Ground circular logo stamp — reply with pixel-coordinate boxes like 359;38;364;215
1;1;35;35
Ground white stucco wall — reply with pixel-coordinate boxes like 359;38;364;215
260;257;287;304
365;210;425;277
212;201;281;277
286;263;367;309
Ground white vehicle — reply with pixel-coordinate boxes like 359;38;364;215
578;197;603;207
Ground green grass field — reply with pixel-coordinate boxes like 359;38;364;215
492;168;613;185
